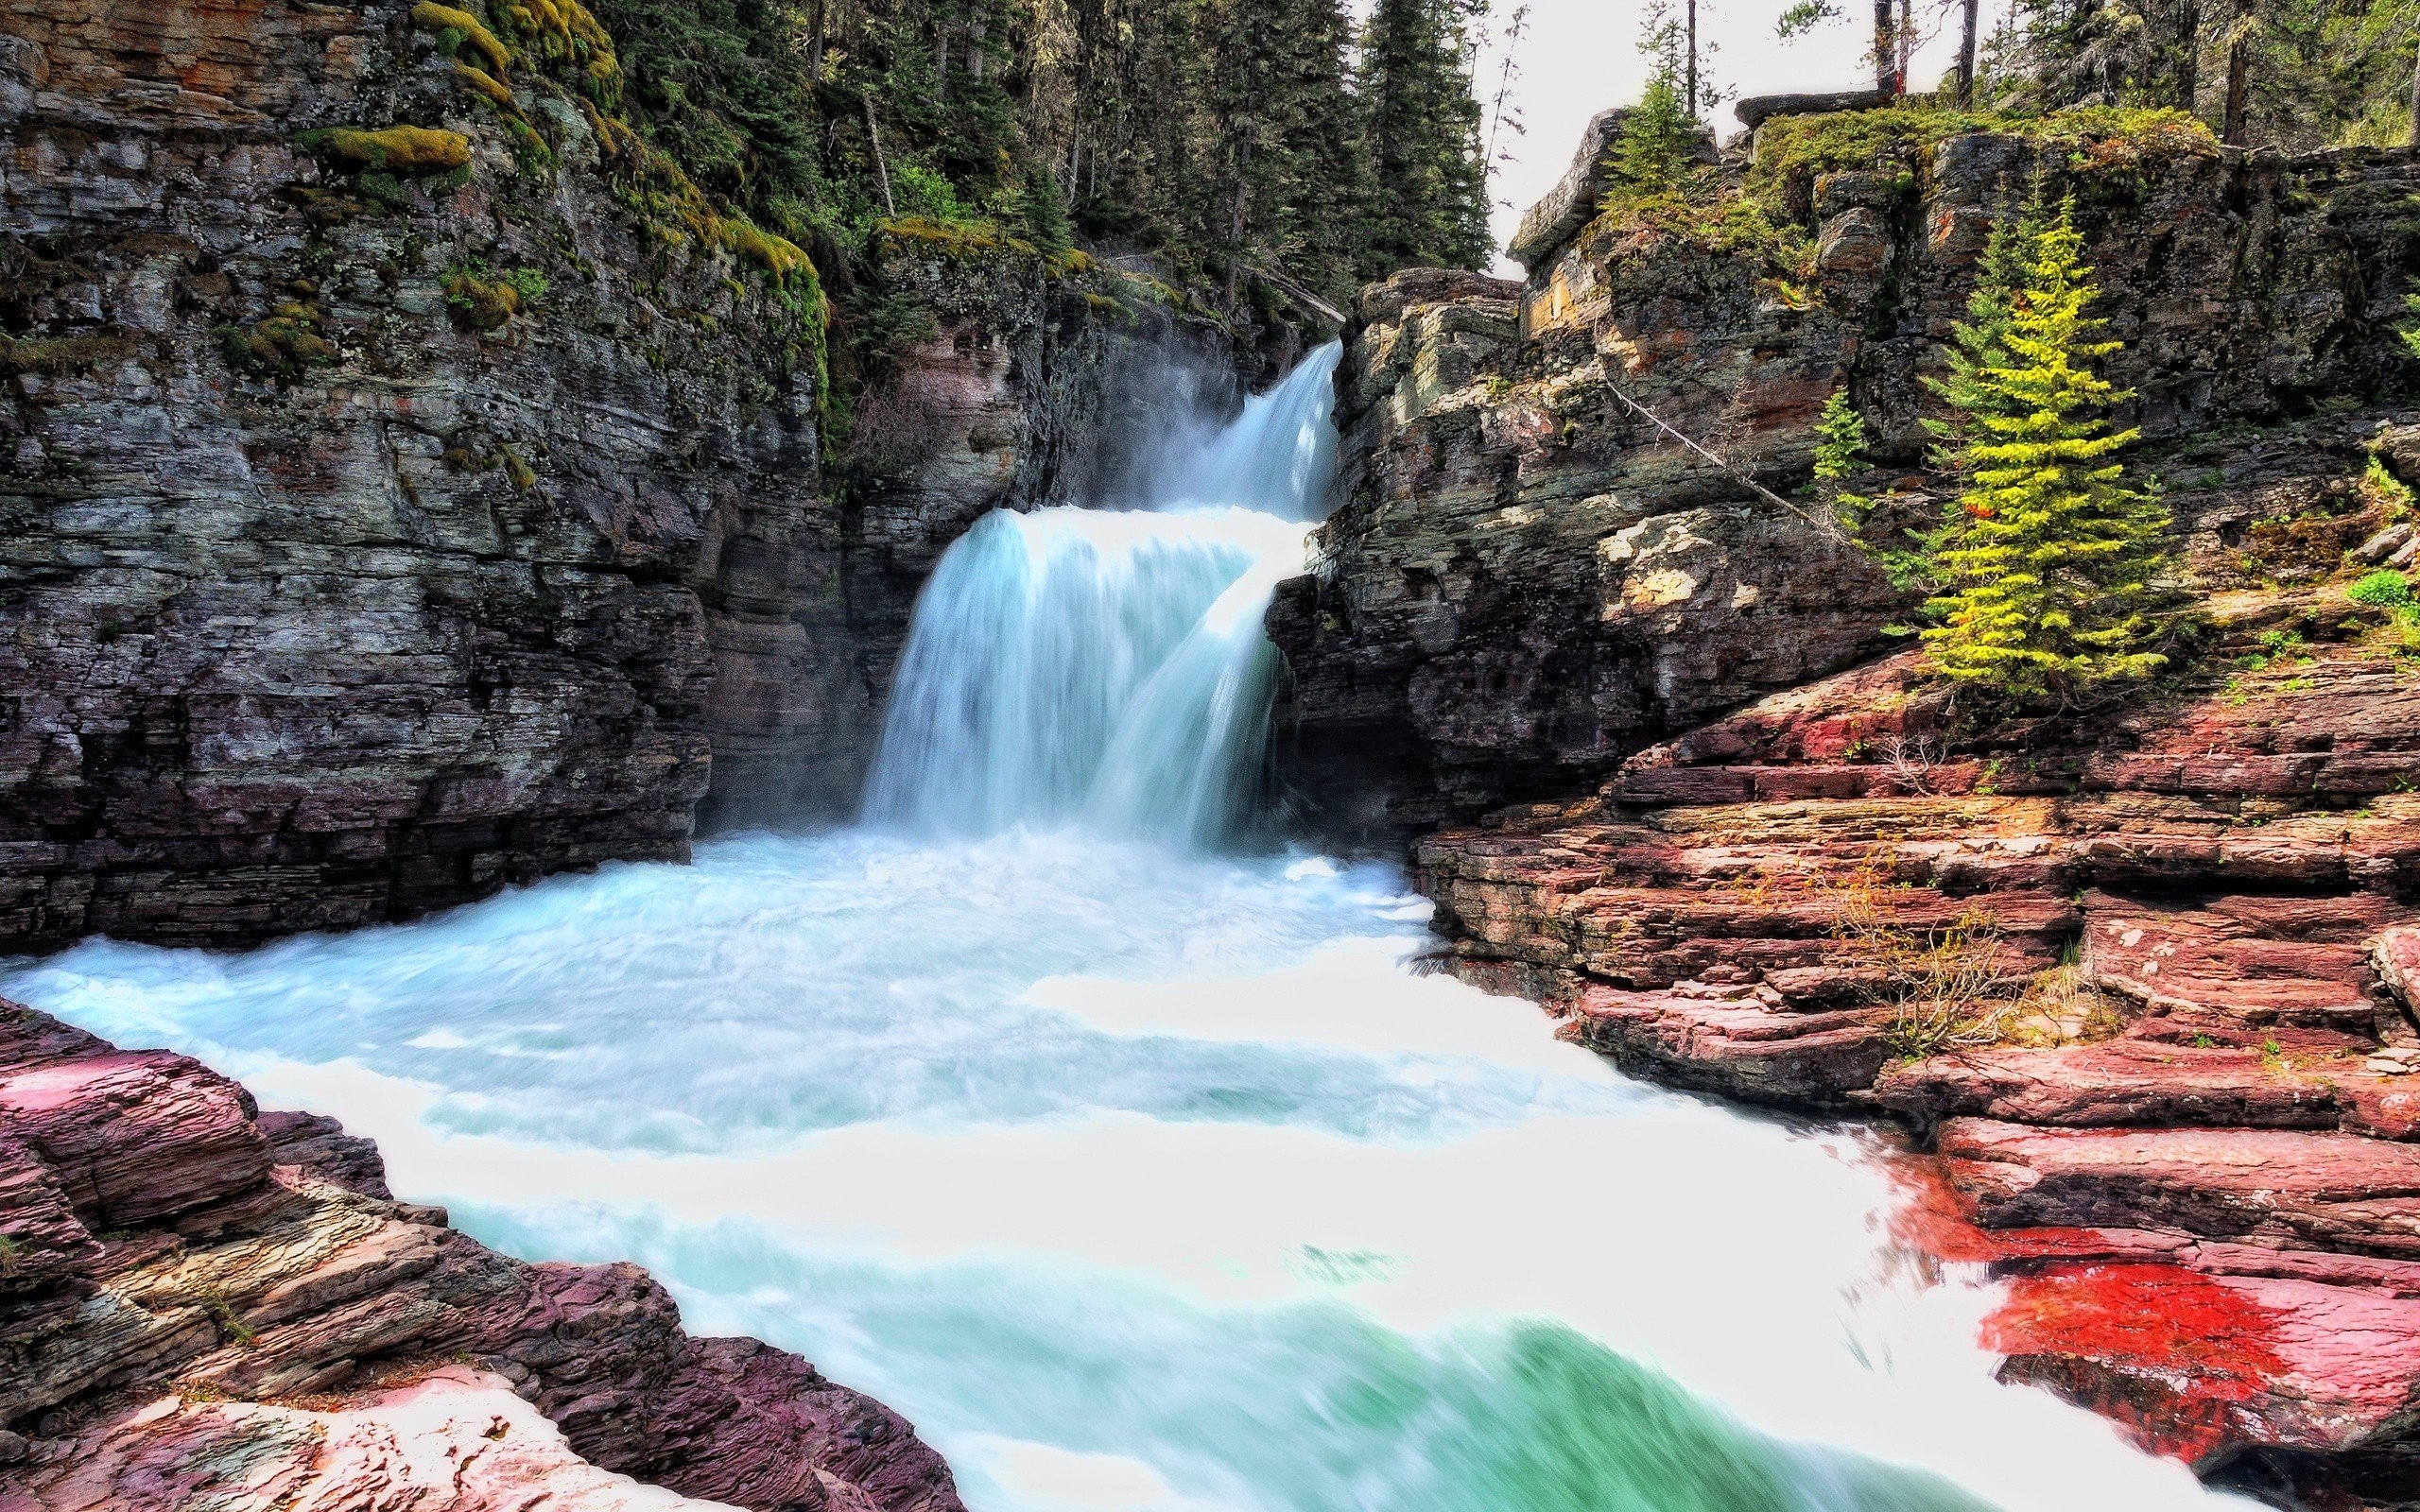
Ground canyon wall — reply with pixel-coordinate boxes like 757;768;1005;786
0;0;1218;950
1270;121;2420;844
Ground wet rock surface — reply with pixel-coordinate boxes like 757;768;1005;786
1414;629;2420;1494
0;1000;962;1512
0;0;1211;949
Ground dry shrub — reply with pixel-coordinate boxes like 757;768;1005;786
1824;856;2020;1057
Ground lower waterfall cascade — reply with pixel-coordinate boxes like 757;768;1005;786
0;345;2250;1512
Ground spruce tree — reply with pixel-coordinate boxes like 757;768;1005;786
1604;72;1692;203
1923;203;2174;703
1357;0;1493;278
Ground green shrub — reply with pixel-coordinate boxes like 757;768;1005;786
219;303;336;383
441;264;544;330
2350;569;2415;610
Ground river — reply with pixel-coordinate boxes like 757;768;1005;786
0;348;2237;1512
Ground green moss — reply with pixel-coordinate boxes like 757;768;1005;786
412;2;513;76
496;441;537;490
492;0;622;110
441;263;544;330
449;60;515;107
218;302;336;383
298;125;474;177
0;333;138;377
874;215;1037;261
1748;105;2216;215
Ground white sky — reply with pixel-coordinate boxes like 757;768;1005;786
1465;0;2013;270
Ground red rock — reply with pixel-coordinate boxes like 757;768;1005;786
0;1366;768;1512
2082;891;2398;1039
0;1004;964;1512
1986;1262;2420;1465
0;1051;270;1229
1871;1041;2345;1130
258;1109;392;1200
2376;925;2420;1015
1559;984;1889;1108
1939;1119;2420;1257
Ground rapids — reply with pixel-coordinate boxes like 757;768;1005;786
0;344;2244;1512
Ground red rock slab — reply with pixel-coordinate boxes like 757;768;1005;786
1870;1041;2347;1130
1986;1262;2420;1465
1939;1119;2420;1257
0;1366;762;1512
0;1132;99;1295
2082;891;2394;1037
0;1050;270;1229
1558;985;1889;1108
2377;924;2420;1015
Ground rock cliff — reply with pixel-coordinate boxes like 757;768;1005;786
1314;103;2420;1506
1270;116;2419;844
0;1001;962;1512
0;0;1221;950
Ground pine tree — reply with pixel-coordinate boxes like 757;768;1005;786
1811;389;1874;528
1357;0;1493;278
1604;71;1692;203
1923;203;2174;703
1927;205;2045;467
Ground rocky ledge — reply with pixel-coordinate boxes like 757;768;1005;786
0;1002;961;1512
1418;599;2420;1500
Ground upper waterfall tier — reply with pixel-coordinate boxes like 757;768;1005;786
859;507;1307;847
859;343;1343;850
1138;341;1342;521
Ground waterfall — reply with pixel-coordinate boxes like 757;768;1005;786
859;343;1342;848
1138;340;1342;520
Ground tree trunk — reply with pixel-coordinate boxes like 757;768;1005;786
1223;121;1253;312
2221;13;2250;146
864;95;896;217
935;17;951;103
1897;0;1913;92
1957;0;1979;106
1874;0;1897;94
967;13;987;82
2172;0;2200;112
1685;0;1699;115
2411;41;2419;146
806;0;827;81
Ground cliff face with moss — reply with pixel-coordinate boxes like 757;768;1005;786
0;0;1206;949
1270;112;2420;844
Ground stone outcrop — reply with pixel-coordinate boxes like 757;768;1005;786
0;0;1219;949
1342;103;2420;1501
1411;584;2420;1495
0;1000;962;1512
1270;119;2419;845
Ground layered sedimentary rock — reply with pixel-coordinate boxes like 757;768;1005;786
0;1000;961;1512
1413;580;2420;1493
1324;99;2420;1501
0;0;1216;949
1270;123;2419;843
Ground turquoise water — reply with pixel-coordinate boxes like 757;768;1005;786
0;350;2244;1512
2;827;2232;1512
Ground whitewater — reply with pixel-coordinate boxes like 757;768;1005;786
0;345;2242;1512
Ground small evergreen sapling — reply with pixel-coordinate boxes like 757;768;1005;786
1812;389;1873;528
1922;202;2174;703
1605;73;1694;204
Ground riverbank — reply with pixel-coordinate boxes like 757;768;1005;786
0;999;964;1512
